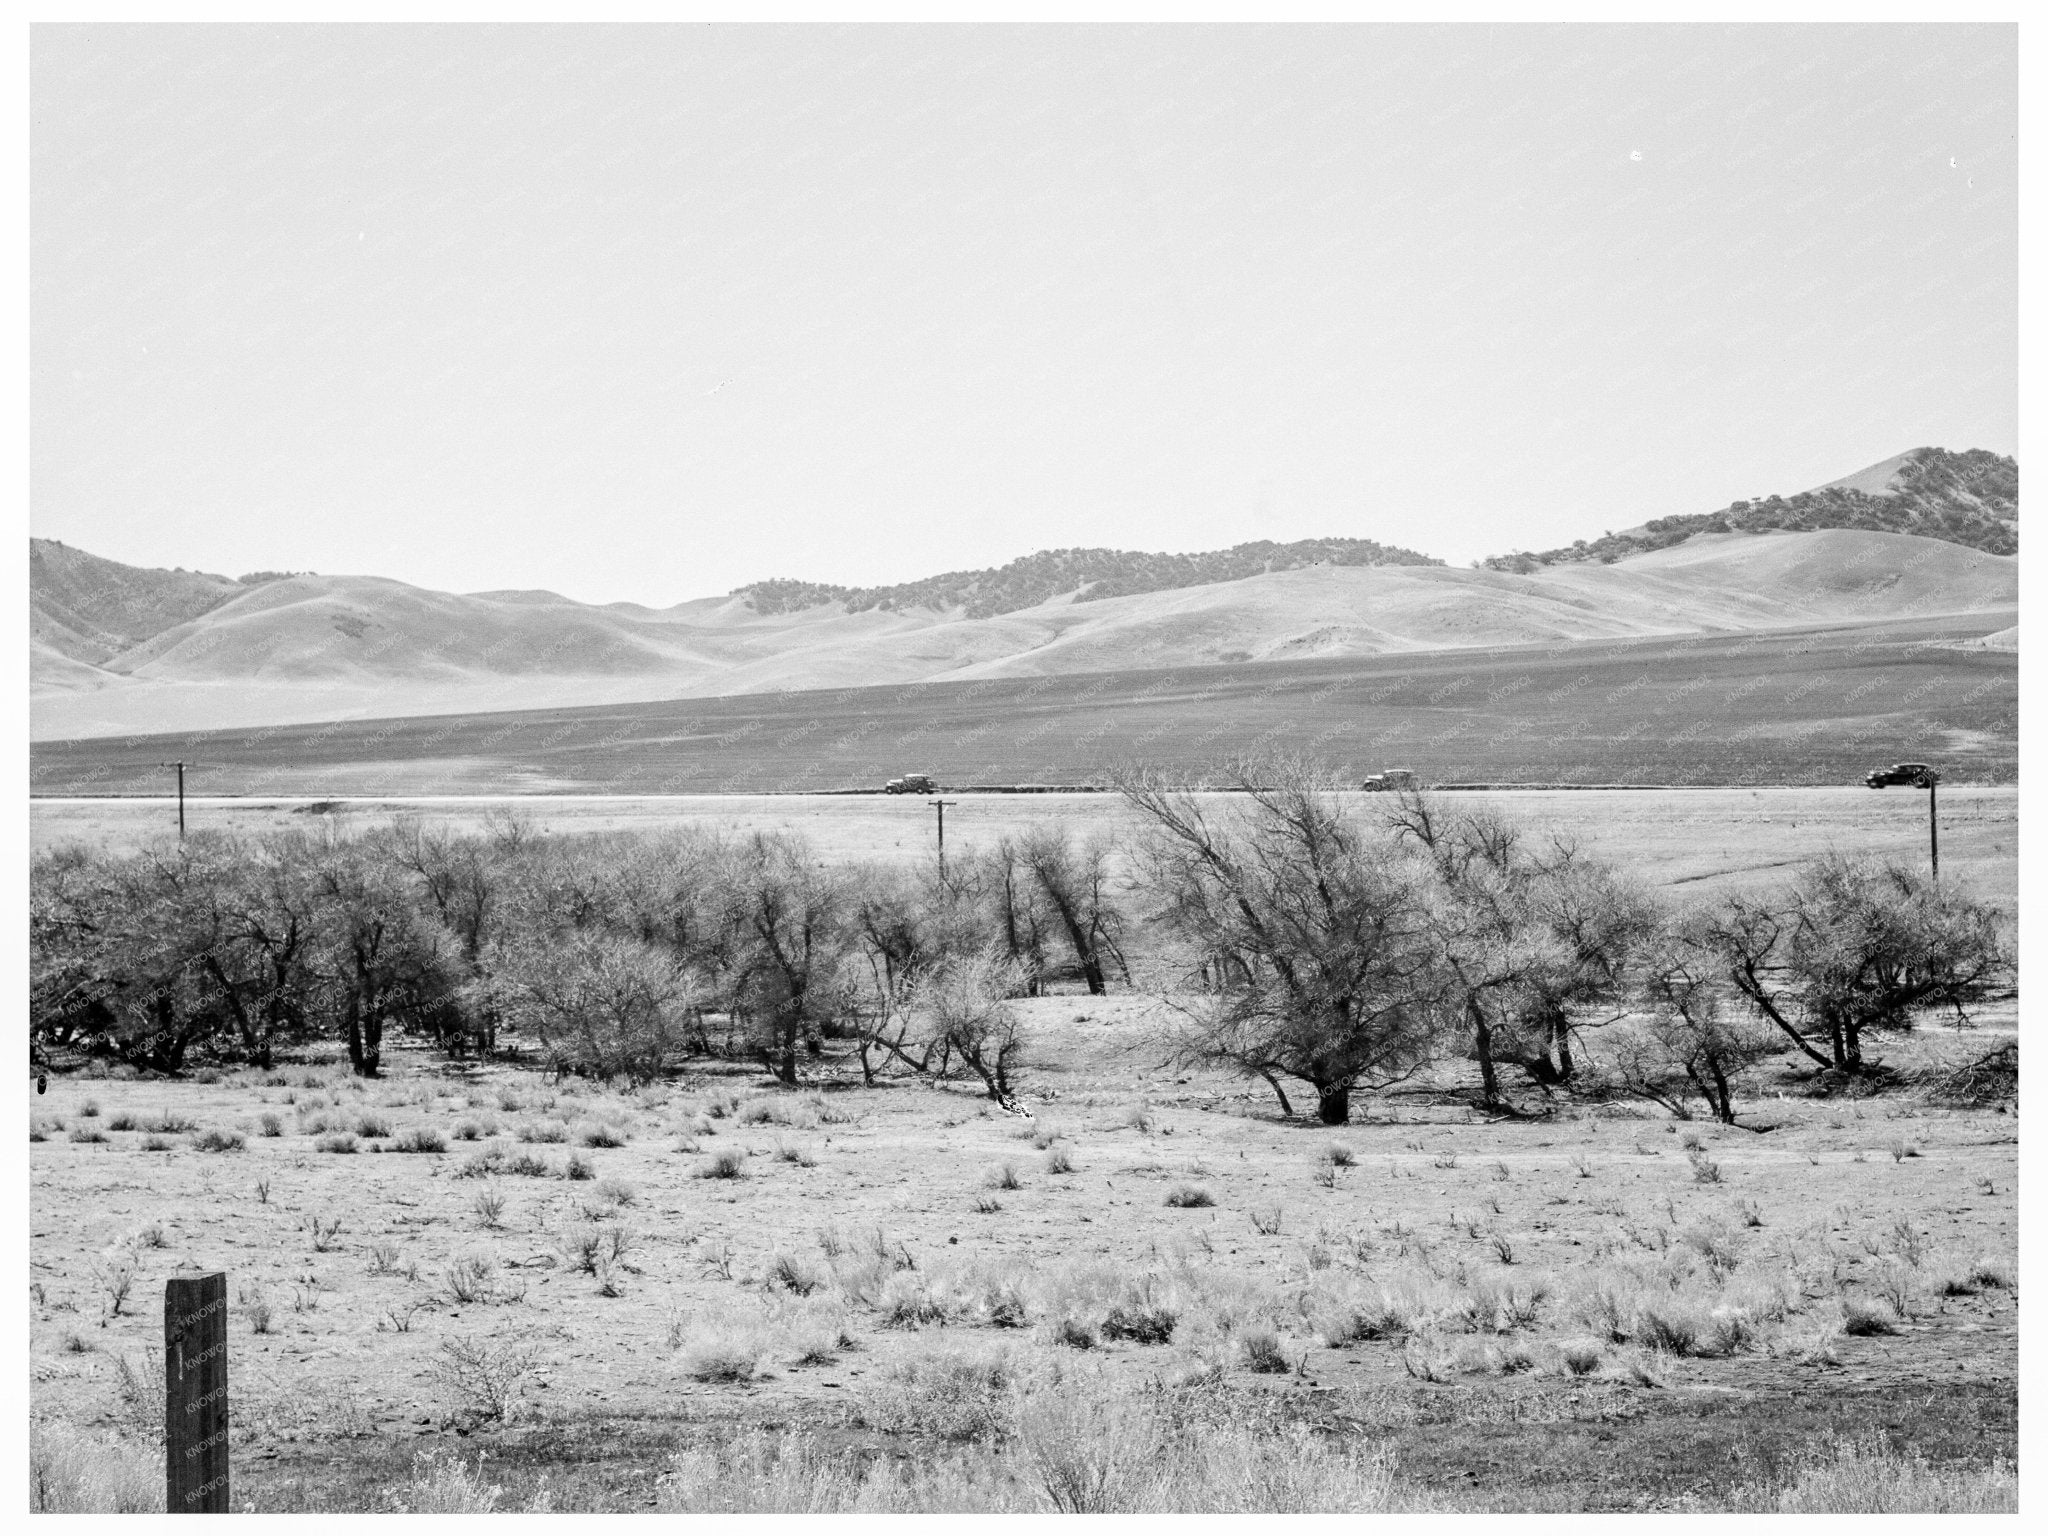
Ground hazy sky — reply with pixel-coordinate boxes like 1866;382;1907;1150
33;24;2016;607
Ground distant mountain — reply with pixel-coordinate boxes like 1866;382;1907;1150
1480;447;2017;572
734;536;1442;617
29;446;2019;739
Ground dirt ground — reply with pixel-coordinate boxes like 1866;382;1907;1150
27;1000;2019;1511
29;785;2018;913
27;786;2020;1509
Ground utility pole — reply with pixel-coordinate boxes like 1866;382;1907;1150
928;797;958;881
158;760;193;839
1927;771;1939;879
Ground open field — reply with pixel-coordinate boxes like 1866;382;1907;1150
27;611;2017;794
28;1016;2018;1513
31;786;2019;914
28;772;2020;1511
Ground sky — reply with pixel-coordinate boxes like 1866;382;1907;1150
32;24;2017;608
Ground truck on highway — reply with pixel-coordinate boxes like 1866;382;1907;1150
1361;768;1419;792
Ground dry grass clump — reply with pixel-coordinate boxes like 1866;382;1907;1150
518;1120;569;1144
677;1321;767;1383
577;1122;629;1149
1238;1325;1292;1373
1164;1184;1214;1208
29;1423;162;1513
383;1448;557;1513
315;1132;359;1154
392;1126;448;1154
878;1269;977;1328
69;1124;108;1144
1557;1338;1604;1376
698;1148;749;1180
1840;1295;1901;1336
653;1428;1013;1514
1727;1438;2015;1513
353;1110;394;1139
648;1387;1397;1515
856;1346;1021;1439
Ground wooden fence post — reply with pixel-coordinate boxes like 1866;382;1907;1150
164;1272;230;1513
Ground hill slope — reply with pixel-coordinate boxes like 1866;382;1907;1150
30;527;2016;740
1481;447;2017;571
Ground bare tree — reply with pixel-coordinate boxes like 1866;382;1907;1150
906;949;1033;1106
1018;825;1129;996
718;832;858;1086
1118;757;1446;1124
487;932;701;1083
1612;921;1780;1123
1703;854;2009;1074
309;834;462;1077
1387;792;1656;1108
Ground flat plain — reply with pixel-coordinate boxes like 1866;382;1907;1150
27;784;2020;1512
27;610;2018;795
28;1018;2018;1512
30;786;2019;914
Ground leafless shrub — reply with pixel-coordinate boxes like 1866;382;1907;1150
304;1213;344;1251
93;1250;138;1319
444;1255;498;1304
432;1335;540;1424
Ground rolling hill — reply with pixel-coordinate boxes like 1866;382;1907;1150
29;447;2020;743
1481;447;2017;571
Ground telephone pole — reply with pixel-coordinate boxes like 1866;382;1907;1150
158;760;192;839
1927;772;1939;879
928;797;958;881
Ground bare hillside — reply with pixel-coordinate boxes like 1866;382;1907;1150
31;526;2016;741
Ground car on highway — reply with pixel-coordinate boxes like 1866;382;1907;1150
1361;768;1419;792
884;773;937;795
1863;762;1938;788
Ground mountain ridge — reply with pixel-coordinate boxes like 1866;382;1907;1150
30;446;2020;740
1478;446;2016;573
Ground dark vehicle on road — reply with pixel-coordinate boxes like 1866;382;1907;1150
1864;762;1938;788
1361;768;1419;792
885;773;937;794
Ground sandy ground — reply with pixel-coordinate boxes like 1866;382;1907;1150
28;1009;2018;1490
